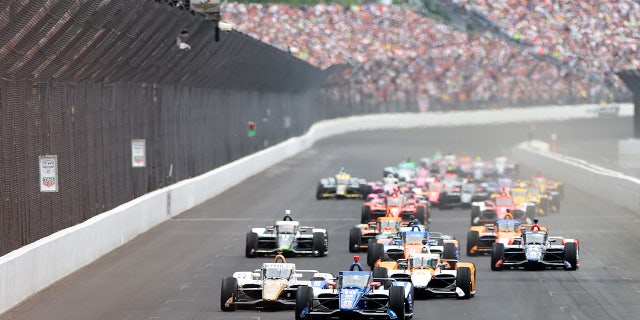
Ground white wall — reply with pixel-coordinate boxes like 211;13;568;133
0;103;633;313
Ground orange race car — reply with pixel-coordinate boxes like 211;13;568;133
348;216;407;253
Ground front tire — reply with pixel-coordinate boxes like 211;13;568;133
467;231;479;257
220;277;238;311
389;286;406;320
456;267;472;299
491;243;504;271
563;242;578;270
295;285;313;320
349;227;361;253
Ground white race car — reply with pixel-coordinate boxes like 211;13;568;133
221;256;320;311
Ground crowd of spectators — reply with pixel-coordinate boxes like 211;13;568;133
222;2;636;111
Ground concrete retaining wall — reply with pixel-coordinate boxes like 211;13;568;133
0;103;633;313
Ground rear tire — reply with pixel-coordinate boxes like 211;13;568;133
245;232;258;258
466;231;479;257
471;206;480;225
389;286;405;320
361;205;372;223
295;285;313;320
416;205;428;224
540;198;550;215
491;243;504;271
312;232;326;257
368;243;384;269
443;242;457;260
438;192;449;210
220;277;238;311
316;184;324;200
456;267;472;299
349;228;361;253
563;242;578;271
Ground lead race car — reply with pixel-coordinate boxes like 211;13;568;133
295;256;414;320
245;210;328;258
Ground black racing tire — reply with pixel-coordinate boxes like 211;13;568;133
295;285;313;320
442;242;457;260
526;205;536;221
552;197;561;212
312;232;326;257
359;184;372;198
373;266;390;288
245;232;259;258
456;267;472;300
389;286;406;320
366;239;377;267
438;192;449;210
416;205;427;225
316;183;324;200
563;242;578;271
368;243;384;269
471;206;480;225
540;198;550;215
491;243;505;271
361;205;372;223
466;230;479;257
220;277;238;311
349;227;361;253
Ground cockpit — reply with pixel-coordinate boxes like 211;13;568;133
340;273;371;288
262;265;294;280
523;231;548;245
409;255;439;269
276;222;298;234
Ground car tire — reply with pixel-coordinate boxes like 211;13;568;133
245;232;258;258
563;242;578;271
368;243;384;269
367;239;376;267
443;242;457;260
438;192;449;210
389;286;405;320
373;266;390;288
456;267;472;299
540;198;550;215
361;205;371;223
316;183;324;200
312;232;326;257
295;285;313;320
471;205;480;225
491;243;504;271
467;230;479;257
349;227;361;253
220;277;238;311
416;205;427;224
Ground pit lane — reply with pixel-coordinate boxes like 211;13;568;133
2;117;639;320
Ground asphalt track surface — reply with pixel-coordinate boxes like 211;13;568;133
2;117;639;320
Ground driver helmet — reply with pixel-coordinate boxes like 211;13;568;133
533;218;539;224
339;166;345;172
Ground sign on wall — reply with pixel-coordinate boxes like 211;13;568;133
131;139;146;168
39;155;59;192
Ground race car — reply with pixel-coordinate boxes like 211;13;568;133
377;250;476;300
349;216;405;253
490;230;579;271
245;211;328;258
220;255;320;311
466;218;523;256
369;229;459;269
316;168;370;199
361;192;429;224
470;193;535;226
294;256;414;320
529;173;563;211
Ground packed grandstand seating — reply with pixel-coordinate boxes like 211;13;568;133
222;1;637;110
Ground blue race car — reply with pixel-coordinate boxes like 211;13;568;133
295;256;414;320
